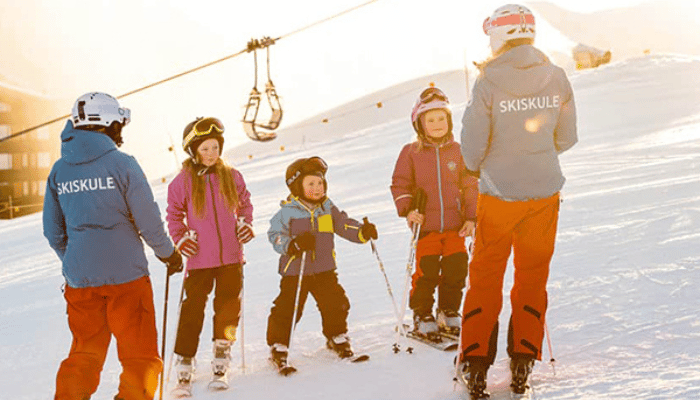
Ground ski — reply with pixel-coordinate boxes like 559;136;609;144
406;330;458;351
439;328;460;341
398;323;458;351
510;390;534;400
348;353;370;363
326;343;370;363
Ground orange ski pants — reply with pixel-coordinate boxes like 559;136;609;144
459;193;559;365
55;276;162;400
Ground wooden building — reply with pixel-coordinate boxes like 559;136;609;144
0;81;62;219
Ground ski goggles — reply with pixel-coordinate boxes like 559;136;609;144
286;156;328;186
183;117;224;149
483;13;535;34
419;87;449;104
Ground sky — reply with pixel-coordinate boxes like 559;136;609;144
0;0;693;180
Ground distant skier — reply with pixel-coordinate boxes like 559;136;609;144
390;87;478;338
43;92;183;400
457;4;578;398
266;156;377;370
165;117;254;390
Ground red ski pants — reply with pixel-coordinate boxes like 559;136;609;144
459;193;559;364
54;276;162;400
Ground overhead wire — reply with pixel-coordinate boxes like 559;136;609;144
0;0;383;144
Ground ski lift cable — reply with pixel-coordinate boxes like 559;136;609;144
0;0;383;144
277;80;450;133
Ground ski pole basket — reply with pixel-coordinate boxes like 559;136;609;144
243;37;283;142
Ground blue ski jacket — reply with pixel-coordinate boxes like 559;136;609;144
268;196;367;277
43;121;175;288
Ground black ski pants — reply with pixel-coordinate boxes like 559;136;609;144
266;270;350;347
174;263;243;358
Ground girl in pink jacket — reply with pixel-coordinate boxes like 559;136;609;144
391;88;479;339
166;117;254;385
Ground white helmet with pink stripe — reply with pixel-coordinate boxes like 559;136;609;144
411;87;452;138
483;4;536;53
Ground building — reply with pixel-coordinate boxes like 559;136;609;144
573;43;612;70
0;81;62;219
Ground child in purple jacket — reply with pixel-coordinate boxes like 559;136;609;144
166;117;254;386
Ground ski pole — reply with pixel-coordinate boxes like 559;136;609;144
164;271;187;391
545;320;556;376
239;269;246;374
287;251;307;362
453;253;471;387
395;189;427;353
363;217;406;347
395;221;420;353
159;270;170;400
236;218;247;374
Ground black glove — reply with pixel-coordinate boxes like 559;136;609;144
409;188;428;214
360;220;378;240
287;232;315;255
158;249;183;276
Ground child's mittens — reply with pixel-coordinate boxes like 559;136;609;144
360;221;378;240
287;232;316;255
176;230;199;258
237;217;255;244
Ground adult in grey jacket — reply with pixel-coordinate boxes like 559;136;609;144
456;5;577;398
43;92;182;400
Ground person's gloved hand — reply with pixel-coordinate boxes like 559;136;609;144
360;219;378;240
176;230;199;258
287;232;315;255
237;217;255;244
158;249;184;276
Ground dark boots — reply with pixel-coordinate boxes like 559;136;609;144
510;356;535;394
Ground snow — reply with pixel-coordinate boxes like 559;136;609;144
2;52;700;399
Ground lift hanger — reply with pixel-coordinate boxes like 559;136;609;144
243;37;283;142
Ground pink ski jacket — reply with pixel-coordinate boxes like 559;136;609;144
166;167;253;270
391;137;478;234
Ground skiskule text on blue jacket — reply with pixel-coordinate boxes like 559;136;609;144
43;121;175;288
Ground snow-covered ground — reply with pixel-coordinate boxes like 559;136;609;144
2;53;700;399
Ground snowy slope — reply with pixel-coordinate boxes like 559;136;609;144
1;54;700;399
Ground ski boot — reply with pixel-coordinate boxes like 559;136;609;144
510;356;535;395
175;355;195;383
172;355;195;396
270;343;296;376
413;312;440;340
209;339;231;389
270;343;289;367
326;333;355;359
458;360;490;399
437;309;461;336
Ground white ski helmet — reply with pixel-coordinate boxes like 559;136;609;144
71;92;131;129
483;4;536;54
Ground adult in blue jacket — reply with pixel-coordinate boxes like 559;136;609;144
43;92;182;400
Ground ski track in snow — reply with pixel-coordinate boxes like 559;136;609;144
1;54;700;399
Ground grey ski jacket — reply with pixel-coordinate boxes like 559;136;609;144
460;44;577;200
